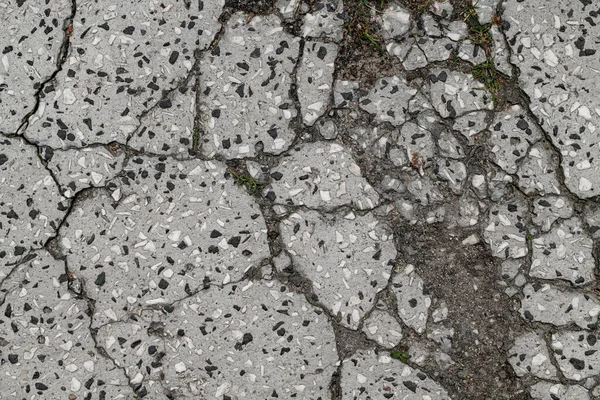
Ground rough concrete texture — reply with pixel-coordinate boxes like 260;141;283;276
2;0;600;399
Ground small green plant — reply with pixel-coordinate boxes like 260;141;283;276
526;231;534;240
469;23;492;47
473;59;501;103
344;0;391;54
362;32;385;53
192;125;201;151
228;169;267;193
405;0;435;14
461;0;479;22
390;350;411;363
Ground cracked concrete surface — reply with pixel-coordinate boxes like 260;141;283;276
1;0;600;399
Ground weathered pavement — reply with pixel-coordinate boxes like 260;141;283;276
0;0;599;398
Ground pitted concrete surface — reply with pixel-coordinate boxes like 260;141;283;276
1;1;600;399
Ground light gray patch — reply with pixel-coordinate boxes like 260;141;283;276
98;281;338;398
128;80;196;156
280;210;396;329
503;0;600;198
333;80;360;108
529;217;594;286
267;142;379;210
532;196;574;232
0;0;72;135
392;265;432;334
508;332;558;380
302;0;344;41
199;13;299;159
57;158;269;327
520;283;600;329
516;142;562;195
297;42;337;126
0;251;133;399
43;145;126;198
359;75;417;126
453;111;489;145
551;330;600;381
379;3;412;39
436;159;467;195
530;382;590;400
488;105;543;174
483;196;528;259
362;308;404;348
0;138;68;266
25;0;223;148
428;69;494;118
341;350;451;399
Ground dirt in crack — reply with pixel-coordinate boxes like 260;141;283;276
394;222;528;400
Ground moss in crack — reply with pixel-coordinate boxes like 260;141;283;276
473;58;502;104
227;168;268;194
223;0;276;15
337;0;402;83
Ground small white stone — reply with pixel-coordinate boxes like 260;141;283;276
175;362;187;373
